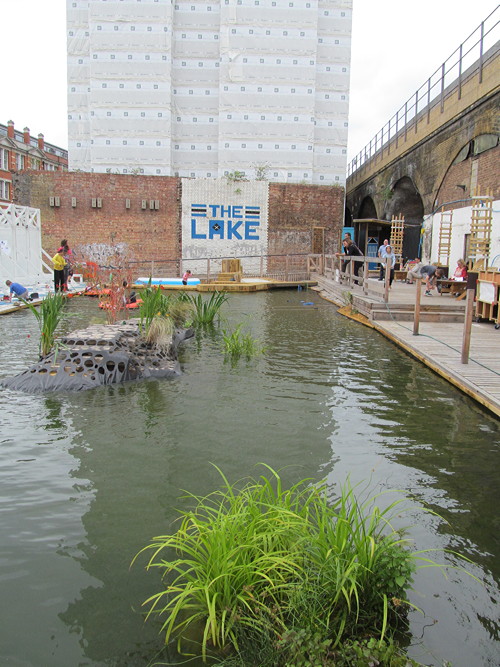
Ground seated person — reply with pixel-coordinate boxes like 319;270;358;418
406;260;424;284
452;259;468;281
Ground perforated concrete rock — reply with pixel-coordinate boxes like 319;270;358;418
2;320;194;393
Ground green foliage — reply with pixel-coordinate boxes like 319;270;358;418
254;163;270;181
143;315;174;350
186;291;228;325
166;298;194;328
222;323;265;361
226;170;246;182
135;466;426;664
139;284;170;332
24;292;68;358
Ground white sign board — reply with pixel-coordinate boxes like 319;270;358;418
181;179;268;275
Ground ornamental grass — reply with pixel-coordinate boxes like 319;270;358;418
186;291;228;325
135;465;433;664
24;292;67;358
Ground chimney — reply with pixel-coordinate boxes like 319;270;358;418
7;120;14;139
38;133;45;151
23;127;30;144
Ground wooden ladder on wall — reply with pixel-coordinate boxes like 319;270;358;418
469;195;493;268
390;215;404;263
438;208;453;268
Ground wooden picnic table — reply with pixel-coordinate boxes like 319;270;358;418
438;279;467;299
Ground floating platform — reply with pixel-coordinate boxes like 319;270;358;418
135;277;201;286
132;278;318;292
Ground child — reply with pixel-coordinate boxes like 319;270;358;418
52;251;66;292
182;270;192;286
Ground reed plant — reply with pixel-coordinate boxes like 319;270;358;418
143;315;174;350
222;324;265;361
139;286;170;333
186;291;228;325
25;292;67;358
166;297;194;328
136;466;428;664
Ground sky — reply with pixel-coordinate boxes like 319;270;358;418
1;0;498;164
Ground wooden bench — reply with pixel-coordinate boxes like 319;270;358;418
438;279;467;299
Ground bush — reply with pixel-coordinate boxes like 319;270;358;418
135;466;425;664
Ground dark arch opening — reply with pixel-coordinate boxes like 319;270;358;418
358;196;377;219
386;177;424;260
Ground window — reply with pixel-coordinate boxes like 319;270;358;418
0;180;10;200
0;149;9;170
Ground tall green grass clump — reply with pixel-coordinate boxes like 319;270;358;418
136;466;429;664
25;292;67;358
186;291;228;325
222;324;265;361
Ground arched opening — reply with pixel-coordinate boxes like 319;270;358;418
357;196;377;219
386;177;424;261
436;134;500;207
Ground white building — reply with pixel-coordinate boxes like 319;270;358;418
67;0;352;184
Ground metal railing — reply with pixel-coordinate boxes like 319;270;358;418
347;7;499;179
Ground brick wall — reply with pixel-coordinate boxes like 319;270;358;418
268;183;344;256
13;173;346;270
436;144;500;208
14;171;181;268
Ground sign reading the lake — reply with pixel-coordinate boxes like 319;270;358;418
190;204;261;241
181;179;269;274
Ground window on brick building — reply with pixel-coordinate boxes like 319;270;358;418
0;149;9;170
0;180;10;200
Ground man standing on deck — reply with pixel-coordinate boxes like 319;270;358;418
378;239;389;280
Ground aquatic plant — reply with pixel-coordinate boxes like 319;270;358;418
222;324;265;361
187;291;228;325
139;285;170;333
24;292;68;358
166;297;194;328
143;315;174;350
135;466;428;664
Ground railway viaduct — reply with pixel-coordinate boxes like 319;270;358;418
345;34;500;258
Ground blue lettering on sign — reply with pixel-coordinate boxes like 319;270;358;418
227;220;243;240
191;218;206;239
190;204;261;241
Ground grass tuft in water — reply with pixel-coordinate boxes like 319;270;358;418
222;324;265;361
24;292;68;358
186;291;228;326
135;465;430;664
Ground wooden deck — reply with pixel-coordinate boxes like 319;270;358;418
314;275;500;417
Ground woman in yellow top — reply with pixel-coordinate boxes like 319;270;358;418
52;251;66;292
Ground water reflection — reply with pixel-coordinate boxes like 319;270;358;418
0;293;498;666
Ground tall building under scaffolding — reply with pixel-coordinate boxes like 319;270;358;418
66;0;352;184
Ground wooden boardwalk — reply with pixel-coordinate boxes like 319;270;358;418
373;318;500;418
315;276;500;418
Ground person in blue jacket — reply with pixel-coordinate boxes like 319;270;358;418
5;280;29;301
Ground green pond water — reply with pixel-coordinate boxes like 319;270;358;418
0;290;499;666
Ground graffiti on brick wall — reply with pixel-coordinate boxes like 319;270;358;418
78;242;131;268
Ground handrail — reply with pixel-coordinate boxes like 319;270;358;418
347;7;499;178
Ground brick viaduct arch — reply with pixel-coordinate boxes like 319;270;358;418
345;46;500;258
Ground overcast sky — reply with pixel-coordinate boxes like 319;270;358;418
1;0;498;163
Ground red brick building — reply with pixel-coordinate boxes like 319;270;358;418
0;120;68;203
